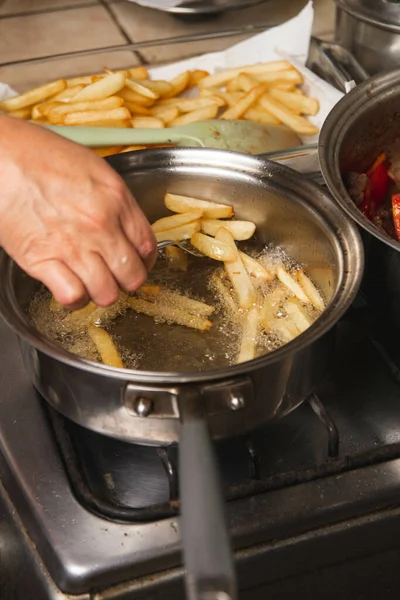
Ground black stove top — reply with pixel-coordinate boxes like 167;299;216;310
2;298;400;599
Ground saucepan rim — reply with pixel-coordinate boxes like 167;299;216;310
0;147;364;384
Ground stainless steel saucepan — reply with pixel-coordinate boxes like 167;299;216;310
0;148;363;600
318;69;400;329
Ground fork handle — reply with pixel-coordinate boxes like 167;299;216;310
157;240;176;251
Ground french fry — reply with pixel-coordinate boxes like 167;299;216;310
201;219;256;241
148;289;215;317
188;69;210;88
47;96;124;124
269;88;319;116
155;221;201;242
127;297;212;331
220;84;268;120
124;102;153;116
211;272;238;315
66;75;94;88
237;307;260;363
258;95;319;135
8;107;31;120
269;317;298;343
237;72;261;92
239;251;274;281
87;325;124;368
284;300;311;333
260;286;288;329
198;60;293;88
64;107;131;126
296;270;325;310
165;246;188;271
276;267;310;303
151;105;179;123
118;145;147;153
152;210;203;233
0;79;66;112
31;104;45;120
128;66;149;80
190;232;238;262
136;284;161;297
89;292;129;326
131;116;165;129
157;96;225;111
165;193;233;219
71;73;125;102
164;70;190;98
244;107;280;125
63;302;98;326
169;103;218;127
200;88;243;107
52;85;84;102
226;76;242;93
215;227;256;309
118;87;155;106
37;101;61;118
91;146;123;157
142;80;174;98
125;78;159;100
256;70;303;86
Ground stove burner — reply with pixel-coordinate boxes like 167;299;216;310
47;392;340;523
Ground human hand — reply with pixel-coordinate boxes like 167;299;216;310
0;115;156;309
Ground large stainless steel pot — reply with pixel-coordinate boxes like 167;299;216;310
0;148;363;445
335;0;400;75
319;69;400;329
0;148;363;600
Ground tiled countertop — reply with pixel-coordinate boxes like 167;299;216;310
0;0;336;89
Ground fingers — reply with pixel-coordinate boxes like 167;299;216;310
101;234;148;294
120;192;157;271
67;251;120;308
28;259;88;310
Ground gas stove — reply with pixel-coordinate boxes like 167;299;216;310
2;298;400;599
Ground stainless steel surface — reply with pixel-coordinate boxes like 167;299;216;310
262;143;320;177
157;239;203;258
0;148;363;444
307;36;368;91
319;68;400;327
335;0;400;31
335;0;400;74
141;0;268;15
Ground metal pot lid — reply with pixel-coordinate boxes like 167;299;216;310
335;0;400;32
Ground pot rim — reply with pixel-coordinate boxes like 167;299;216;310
335;0;400;34
319;68;400;254
0;148;364;384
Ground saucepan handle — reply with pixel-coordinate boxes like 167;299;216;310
307;37;369;92
178;387;237;600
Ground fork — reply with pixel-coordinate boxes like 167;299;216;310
157;239;204;258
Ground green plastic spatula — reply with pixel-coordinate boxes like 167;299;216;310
46;119;301;155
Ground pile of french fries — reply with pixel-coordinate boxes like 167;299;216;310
0;60;319;157
48;192;325;369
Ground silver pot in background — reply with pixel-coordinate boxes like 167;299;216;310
319;69;400;329
335;0;400;75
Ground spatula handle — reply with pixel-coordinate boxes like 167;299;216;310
45;125;180;147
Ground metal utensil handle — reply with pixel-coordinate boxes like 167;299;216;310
307;37;369;93
179;388;237;600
